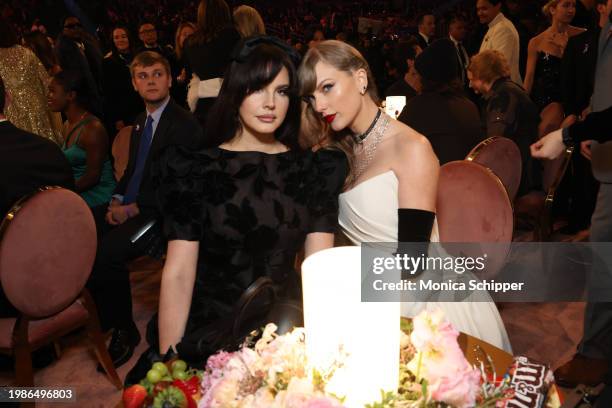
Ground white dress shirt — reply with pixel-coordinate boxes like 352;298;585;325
480;12;523;85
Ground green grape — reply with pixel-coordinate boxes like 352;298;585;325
171;360;187;373
147;369;162;384
152;361;169;376
173;369;189;380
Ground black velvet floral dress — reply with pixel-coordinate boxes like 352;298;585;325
154;145;347;360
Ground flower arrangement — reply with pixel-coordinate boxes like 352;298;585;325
197;310;513;408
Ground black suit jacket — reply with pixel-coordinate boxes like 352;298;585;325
0;121;75;217
398;92;485;165
416;33;430;50
114;99;204;214
561;27;600;117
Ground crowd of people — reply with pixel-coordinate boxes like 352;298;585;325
1;0;612;403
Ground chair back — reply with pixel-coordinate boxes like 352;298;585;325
466;136;522;201
112;125;133;181
0;187;96;318
437;161;514;276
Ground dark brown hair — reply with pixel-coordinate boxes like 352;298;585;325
190;0;232;45
205;42;301;150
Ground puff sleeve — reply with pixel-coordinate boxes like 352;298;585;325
307;148;348;233
153;145;205;241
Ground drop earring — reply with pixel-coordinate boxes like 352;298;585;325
361;86;367;95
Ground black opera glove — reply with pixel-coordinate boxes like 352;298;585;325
397;208;435;243
397;208;435;278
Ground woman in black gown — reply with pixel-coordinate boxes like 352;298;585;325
154;37;347;363
523;0;585;137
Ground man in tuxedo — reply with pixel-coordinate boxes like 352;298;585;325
448;13;470;87
416;12;436;50
0;74;74;316
87;51;204;369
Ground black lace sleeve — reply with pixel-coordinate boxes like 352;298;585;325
153;145;205;241
307;148;348;233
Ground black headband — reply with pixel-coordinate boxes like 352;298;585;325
230;35;302;68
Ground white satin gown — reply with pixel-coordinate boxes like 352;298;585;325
338;170;512;353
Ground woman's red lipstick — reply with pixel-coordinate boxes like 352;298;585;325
324;114;336;123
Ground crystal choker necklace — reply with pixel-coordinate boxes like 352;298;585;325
351;109;382;144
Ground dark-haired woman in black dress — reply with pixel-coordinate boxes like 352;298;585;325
155;39;347;362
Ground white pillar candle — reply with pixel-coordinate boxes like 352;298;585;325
301;246;400;407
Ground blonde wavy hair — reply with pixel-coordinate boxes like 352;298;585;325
174;22;196;60
298;40;380;188
233;5;266;38
542;0;562;18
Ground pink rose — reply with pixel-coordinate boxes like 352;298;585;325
428;363;481;408
304;396;345;408
409;310;481;408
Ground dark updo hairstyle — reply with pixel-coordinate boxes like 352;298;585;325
52;71;94;113
204;39;301;150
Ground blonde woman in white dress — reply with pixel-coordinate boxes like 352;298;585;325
298;40;512;353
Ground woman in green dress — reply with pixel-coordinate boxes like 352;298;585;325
48;71;116;207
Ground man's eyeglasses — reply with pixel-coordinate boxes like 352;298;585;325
64;23;82;29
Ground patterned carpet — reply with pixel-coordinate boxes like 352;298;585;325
0;254;587;407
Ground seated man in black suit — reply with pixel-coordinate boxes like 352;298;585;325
0;74;75;317
87;51;204;369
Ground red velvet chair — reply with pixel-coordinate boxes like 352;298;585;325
466;136;522;202
0;187;121;399
436;161;514;276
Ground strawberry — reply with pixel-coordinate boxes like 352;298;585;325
122;384;147;408
172;378;199;408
